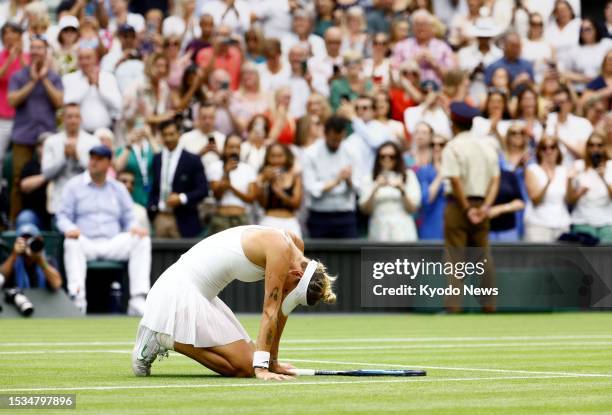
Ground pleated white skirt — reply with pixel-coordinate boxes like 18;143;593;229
140;265;251;348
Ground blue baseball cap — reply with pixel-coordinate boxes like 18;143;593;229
89;145;113;159
450;101;481;126
17;223;41;238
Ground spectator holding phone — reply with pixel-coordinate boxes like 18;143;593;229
207;134;257;234
179;102;226;171
256;143;303;236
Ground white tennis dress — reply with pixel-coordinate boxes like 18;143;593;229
140;226;267;348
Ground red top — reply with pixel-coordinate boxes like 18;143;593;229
196;46;242;91
0;50;29;119
389;87;417;122
266;112;296;145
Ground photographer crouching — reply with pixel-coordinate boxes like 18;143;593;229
0;223;62;291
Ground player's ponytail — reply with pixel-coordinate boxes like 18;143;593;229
306;262;337;306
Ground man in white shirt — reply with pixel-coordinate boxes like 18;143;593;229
179;102;226;171
251;0;296;39
258;38;291;93
41;103;100;214
404;81;453;139
109;0;146;33
63;48;122;133
281;8;326;60
200;0;250;36
287;44;312;119
339;96;395;184
457;18;504;74
307;26;343;97
303;115;360;238
545;87;593;168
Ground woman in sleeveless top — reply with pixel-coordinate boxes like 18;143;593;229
524;137;571;242
256;144;303;237
132;225;336;381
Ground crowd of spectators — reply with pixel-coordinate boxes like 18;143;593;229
0;0;611;311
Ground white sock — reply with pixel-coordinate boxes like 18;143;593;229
156;333;175;350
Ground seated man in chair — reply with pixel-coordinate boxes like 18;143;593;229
56;145;151;315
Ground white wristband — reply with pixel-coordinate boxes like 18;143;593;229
253;351;271;369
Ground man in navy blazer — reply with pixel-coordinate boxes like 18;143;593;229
148;119;208;238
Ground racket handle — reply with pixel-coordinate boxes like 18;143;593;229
289;368;316;376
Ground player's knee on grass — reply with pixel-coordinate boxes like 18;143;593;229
229;358;255;378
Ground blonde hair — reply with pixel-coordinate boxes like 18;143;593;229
306;261;337;306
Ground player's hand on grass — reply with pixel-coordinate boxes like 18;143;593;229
269;360;296;376
254;368;295;381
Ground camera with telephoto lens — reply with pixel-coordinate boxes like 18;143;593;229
4;288;34;317
26;236;44;253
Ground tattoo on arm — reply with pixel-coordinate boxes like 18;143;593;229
266;329;273;346
269;287;279;302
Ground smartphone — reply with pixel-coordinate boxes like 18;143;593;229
301;60;308;75
208;135;216;144
220;80;230;90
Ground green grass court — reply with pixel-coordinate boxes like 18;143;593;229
1;313;612;414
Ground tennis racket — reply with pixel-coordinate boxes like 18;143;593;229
291;368;426;377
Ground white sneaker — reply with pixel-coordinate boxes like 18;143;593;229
132;325;168;377
127;295;146;317
69;294;87;314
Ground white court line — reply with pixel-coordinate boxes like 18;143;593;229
4;334;612;347
287;358;612;379
0;375;594;393
1;350;611;380
3;340;612;355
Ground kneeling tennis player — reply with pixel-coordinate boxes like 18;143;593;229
132;225;337;380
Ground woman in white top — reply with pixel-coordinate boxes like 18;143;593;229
240;115;269;173
359;141;421;242
362;32;391;89
133;225;337;380
471;88;512;152
524;137;571;242
340;6;368;57
208;135;258;235
521;12;555;83
513;85;544;144
563;18;612;90
374;90;406;143
567;134;612;242
544;0;580;67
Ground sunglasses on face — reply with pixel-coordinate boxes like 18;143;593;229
530;21;543;26
541;145;558;151
587;142;604;148
509;130;525;136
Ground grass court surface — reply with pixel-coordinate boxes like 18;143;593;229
1;313;612;414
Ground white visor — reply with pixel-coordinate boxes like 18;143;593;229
281;260;318;316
